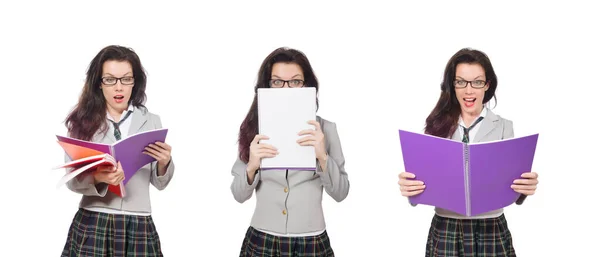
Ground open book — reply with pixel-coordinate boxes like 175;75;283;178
398;130;539;216
257;87;317;170
54;128;168;197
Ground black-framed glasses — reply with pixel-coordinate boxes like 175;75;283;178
101;76;135;86
270;79;305;88
454;79;487;89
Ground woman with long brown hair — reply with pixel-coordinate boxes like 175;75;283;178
61;45;175;257
398;48;539;257
231;47;350;257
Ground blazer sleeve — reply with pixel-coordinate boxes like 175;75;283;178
316;121;350;202
65;153;109;197
149;114;175;190
502;119;515;139
230;157;261;203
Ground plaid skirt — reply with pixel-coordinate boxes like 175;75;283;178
61;208;163;257
425;214;516;257
239;226;335;257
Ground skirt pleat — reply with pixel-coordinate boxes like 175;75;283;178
425;214;516;257
61;208;162;257
239;226;335;257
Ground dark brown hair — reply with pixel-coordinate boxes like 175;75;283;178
64;45;147;141
425;48;498;138
237;47;319;163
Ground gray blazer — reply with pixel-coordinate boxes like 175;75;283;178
230;116;350;234
432;108;523;217
65;106;175;213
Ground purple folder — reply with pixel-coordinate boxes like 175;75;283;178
398;130;538;216
57;128;168;186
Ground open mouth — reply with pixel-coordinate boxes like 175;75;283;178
464;98;476;107
114;95;125;103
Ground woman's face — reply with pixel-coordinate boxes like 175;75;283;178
269;62;305;88
100;60;134;114
454;63;489;116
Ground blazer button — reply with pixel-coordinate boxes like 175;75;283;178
282;209;287;215
284;187;289;193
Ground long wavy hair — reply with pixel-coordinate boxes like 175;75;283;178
424;48;498;138
237;47;320;163
64;45;147;141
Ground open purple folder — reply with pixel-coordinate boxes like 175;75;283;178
398;130;538;216
57;128;168;187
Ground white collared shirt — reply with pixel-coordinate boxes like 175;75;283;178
255;228;327;238
457;107;487;142
106;104;135;140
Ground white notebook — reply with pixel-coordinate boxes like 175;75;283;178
257;87;317;170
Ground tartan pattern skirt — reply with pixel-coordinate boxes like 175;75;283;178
239;226;335;257
425;214;516;257
61;208;163;257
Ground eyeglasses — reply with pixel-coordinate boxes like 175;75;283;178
270;79;305;88
101;76;135;86
454;79;487;89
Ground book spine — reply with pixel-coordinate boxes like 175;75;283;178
464;143;471;216
257;91;263;170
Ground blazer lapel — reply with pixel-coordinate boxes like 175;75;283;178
473;109;500;143
127;106;149;136
92;127;114;144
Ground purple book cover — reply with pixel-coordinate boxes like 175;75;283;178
398;130;538;216
399;130;467;214
261;167;316;171
468;134;538;216
113;128;168;185
57;128;168;186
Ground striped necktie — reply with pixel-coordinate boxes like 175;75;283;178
110;111;132;141
461;116;484;143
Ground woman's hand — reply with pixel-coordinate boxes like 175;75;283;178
398;172;426;196
246;135;278;182
144;141;172;175
93;162;124;185
297;120;327;163
511;172;538;195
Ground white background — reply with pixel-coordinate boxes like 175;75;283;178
1;0;598;256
